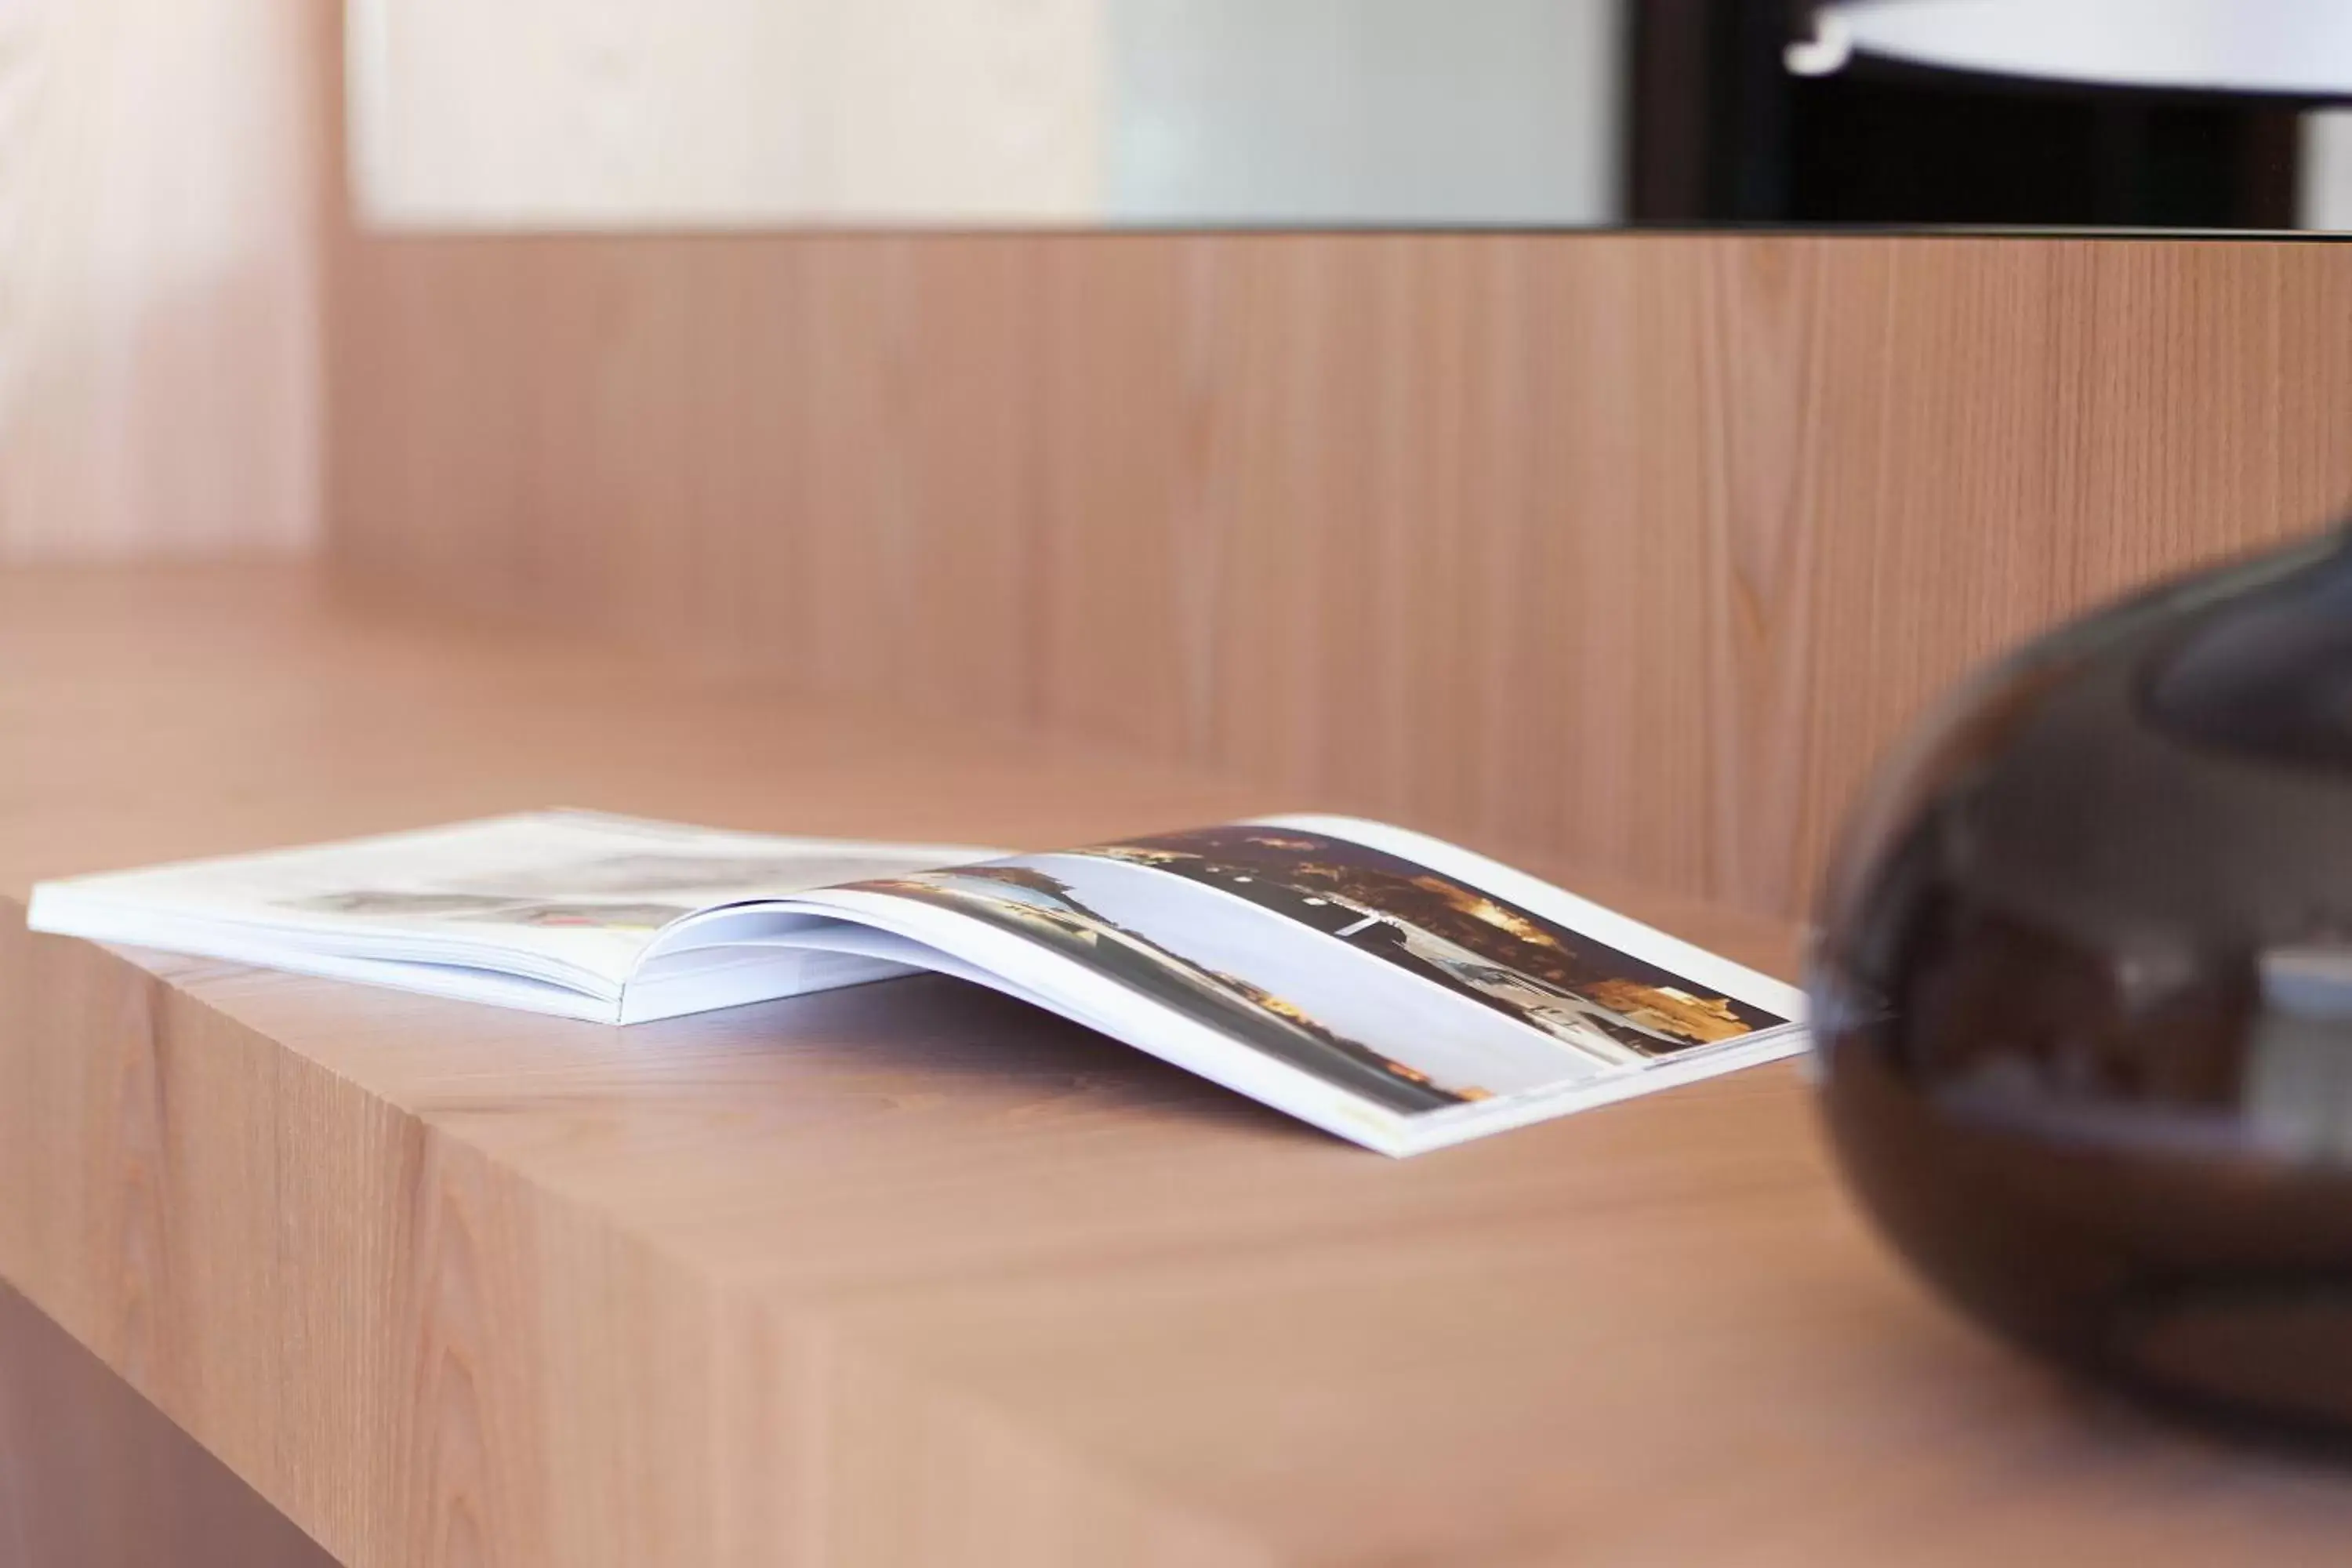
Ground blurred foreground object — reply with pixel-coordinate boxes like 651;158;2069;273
1813;522;2352;1436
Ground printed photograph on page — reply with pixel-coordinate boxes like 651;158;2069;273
1085;825;1786;1051
845;825;1787;1118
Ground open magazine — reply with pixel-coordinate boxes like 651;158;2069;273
27;811;1806;1156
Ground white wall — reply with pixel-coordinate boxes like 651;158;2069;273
347;0;1624;230
1109;0;1621;225
348;0;1105;226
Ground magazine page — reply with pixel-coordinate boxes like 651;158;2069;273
28;811;998;1008
659;815;1805;1154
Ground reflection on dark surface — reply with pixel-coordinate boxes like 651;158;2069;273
2147;561;2352;770
1810;524;2352;1436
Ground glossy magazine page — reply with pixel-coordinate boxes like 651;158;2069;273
667;815;1806;1155
27;811;996;1007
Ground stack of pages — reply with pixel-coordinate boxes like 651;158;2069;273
29;811;1806;1156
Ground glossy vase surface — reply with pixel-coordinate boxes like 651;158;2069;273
1811;524;2352;1435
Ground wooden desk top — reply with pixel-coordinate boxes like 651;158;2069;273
6;565;2352;1566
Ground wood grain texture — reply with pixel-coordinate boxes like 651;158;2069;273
0;1281;334;1567
324;230;2352;920
0;0;321;560
9;565;2352;1566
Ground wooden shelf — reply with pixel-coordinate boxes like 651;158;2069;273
5;566;2350;1565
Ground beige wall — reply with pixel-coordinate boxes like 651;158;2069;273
347;0;1106;227
343;0;1623;228
0;0;321;559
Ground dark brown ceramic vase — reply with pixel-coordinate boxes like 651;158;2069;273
1811;524;2352;1435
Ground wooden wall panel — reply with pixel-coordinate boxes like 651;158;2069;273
0;0;321;559
326;229;2352;920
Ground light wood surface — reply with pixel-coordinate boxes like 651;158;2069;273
9;564;2352;1566
325;229;2352;920
0;0;320;560
0;1279;334;1567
